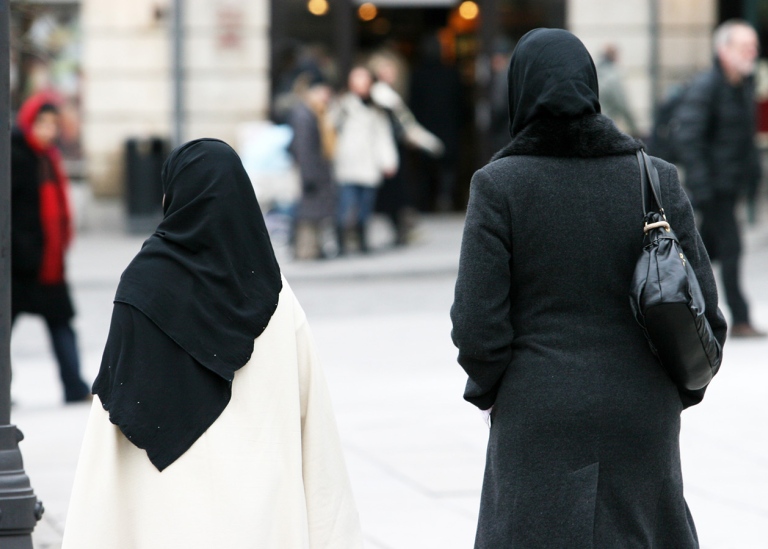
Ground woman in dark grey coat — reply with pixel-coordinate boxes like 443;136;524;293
451;29;727;548
288;79;337;259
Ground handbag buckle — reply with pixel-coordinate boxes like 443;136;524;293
643;220;671;233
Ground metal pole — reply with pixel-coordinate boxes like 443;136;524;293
1;0;12;430
649;0;661;117
0;1;44;546
172;0;184;147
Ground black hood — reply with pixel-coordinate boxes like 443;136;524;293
115;138;282;380
507;28;601;137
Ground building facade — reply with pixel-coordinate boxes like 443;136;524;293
13;0;761;198
570;0;716;136
80;0;270;196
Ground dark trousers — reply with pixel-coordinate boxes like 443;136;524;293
698;194;750;325
12;314;90;402
336;184;378;253
337;184;378;228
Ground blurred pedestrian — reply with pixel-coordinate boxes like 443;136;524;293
451;29;726;547
676;19;764;338
288;76;337;259
62;139;362;548
370;53;443;246
271;43;334;124
333;66;398;254
596;44;639;136
10;91;90;404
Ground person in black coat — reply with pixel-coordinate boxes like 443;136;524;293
11;92;90;403
451;29;727;548
675;19;764;338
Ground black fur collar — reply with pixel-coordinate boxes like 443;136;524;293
491;114;642;161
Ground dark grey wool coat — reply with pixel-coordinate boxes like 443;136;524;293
451;114;727;548
288;102;337;222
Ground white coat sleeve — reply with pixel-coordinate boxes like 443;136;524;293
374;109;399;175
295;301;364;549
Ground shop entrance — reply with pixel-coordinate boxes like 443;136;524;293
269;0;566;210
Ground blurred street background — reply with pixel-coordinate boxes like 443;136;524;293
6;0;768;547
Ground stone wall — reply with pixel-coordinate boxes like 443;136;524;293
658;0;717;86
81;0;270;197
568;0;716;134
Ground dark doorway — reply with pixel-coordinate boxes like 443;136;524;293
269;0;566;210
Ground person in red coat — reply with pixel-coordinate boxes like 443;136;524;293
11;91;90;403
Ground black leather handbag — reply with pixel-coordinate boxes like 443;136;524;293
629;150;722;391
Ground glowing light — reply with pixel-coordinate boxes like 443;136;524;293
358;3;377;22
458;1;479;20
307;0;329;16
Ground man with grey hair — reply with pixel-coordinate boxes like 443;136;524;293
676;19;764;337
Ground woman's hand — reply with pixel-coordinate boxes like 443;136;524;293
481;407;494;428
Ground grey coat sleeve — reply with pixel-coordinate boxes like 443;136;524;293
450;168;514;409
288;107;325;190
674;73;716;206
656;158;728;407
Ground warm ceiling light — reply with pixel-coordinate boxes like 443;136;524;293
307;0;329;16
358;3;378;22
458;1;479;20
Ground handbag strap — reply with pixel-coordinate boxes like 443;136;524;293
636;150;669;228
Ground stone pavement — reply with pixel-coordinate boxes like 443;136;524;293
8;212;768;548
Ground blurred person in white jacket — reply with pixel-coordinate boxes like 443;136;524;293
333;66;398;254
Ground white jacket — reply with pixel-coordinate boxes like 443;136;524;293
62;278;362;549
332;93;398;187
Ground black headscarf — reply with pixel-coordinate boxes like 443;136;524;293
507;28;601;137
93;138;282;470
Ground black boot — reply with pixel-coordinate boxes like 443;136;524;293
336;225;346;256
356;223;369;254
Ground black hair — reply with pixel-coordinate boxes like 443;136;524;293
37;103;59;117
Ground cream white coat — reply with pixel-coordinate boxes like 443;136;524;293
62;278;362;549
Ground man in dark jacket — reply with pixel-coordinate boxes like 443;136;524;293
676;19;764;338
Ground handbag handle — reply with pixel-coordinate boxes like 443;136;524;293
636;150;668;226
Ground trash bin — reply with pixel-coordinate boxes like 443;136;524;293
124;137;169;234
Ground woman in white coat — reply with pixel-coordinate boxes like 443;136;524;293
333;66;398;254
62;139;362;548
